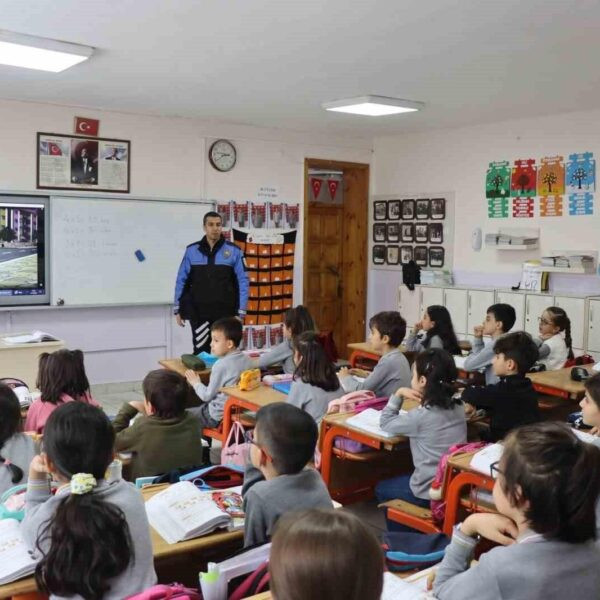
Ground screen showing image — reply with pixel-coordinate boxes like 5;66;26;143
0;198;49;305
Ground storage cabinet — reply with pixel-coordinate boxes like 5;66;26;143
495;291;526;332
554;296;586;351
443;289;468;336
419;286;444;321
588;299;600;353
467;290;495;335
525;294;555;339
398;286;420;336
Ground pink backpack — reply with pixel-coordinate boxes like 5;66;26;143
221;422;250;468
125;583;201;599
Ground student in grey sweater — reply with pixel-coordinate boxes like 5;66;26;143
463;303;516;385
338;311;411;398
434;422;600;600
405;305;462;355
185;317;252;427
286;331;342;423
22;402;156;600
0;383;37;495
242;403;332;547
377;349;467;512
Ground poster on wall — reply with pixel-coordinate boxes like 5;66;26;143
430;198;445;219
401;223;414;242
372;245;385;264
429;247;445;267
415;223;429;243
486;161;511;198
512;197;534;218
386;222;400;242
429;223;443;243
386;246;399;265
415;199;430;220
566;152;596;194
401;199;415;219
488;198;509;218
374;201;387;220
537;156;565;196
414;246;428;266
568;192;594;216
510;159;536;197
388;200;401;219
540;195;563;217
400;245;413;265
37;132;130;193
373;223;386;242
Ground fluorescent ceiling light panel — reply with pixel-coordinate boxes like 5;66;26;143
0;30;93;72
323;95;424;116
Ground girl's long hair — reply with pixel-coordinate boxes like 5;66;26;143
0;383;25;484
35;403;133;600
36;349;91;405
546;306;574;360
424;305;461;355
284;305;316;337
414;348;459;410
292;331;339;392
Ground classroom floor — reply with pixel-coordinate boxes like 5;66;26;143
92;382;388;540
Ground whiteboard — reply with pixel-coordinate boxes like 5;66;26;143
50;196;214;305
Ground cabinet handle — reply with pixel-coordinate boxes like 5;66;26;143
526;299;530;318
591;306;594;322
468;295;472;310
443;292;447;305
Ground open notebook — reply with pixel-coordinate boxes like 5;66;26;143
0;519;37;585
346;408;407;438
381;571;436;599
2;330;58;344
145;482;242;544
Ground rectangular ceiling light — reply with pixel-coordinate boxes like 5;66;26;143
0;30;93;72
323;95;424;116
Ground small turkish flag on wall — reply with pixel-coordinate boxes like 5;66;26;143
74;117;99;136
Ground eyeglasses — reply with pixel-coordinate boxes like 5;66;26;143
538;317;552;326
490;460;504;479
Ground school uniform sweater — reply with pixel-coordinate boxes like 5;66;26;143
0;433;36;495
380;395;467;500
461;374;540;442
286;380;342;423
536;333;569;370
113;404;204;479
404;332;444;353
242;464;332;547
188;350;253;422
22;478;156;600
258;340;295;374
434;527;600;600
339;348;411;398
463;337;499;385
24;391;99;434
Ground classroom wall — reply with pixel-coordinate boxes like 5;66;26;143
368;108;600;317
0;98;372;383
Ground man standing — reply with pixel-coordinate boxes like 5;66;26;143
174;212;248;353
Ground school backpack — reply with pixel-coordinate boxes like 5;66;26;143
383;531;450;571
228;561;270;600
125;583;200;599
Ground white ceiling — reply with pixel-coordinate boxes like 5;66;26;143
2;0;600;140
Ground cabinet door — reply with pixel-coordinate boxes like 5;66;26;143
524;294;555;339
443;289;468;336
554;296;585;351
419;286;444;319
495;291;526;332
467;290;495;334
398;286;420;332
588;300;600;353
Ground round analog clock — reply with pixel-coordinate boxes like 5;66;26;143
208;139;237;172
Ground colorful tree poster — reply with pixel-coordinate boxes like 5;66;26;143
510;159;536;197
540;195;563;217
488;198;509;218
537;156;565;196
512;197;534;218
486;161;511;198
568;192;593;216
566;152;596;194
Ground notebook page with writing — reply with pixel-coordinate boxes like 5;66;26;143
381;572;435;600
0;519;37;585
346;408;406;439
469;443;504;476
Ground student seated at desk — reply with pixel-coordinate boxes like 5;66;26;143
112;370;204;479
580;372;600;438
242;403;332;547
433;422;600;600
405;305;462;355
185;317;252;430
287;331;342;424
534;306;574;370
338;311;411;397
0;383;36;494
22;403;156;599
270;508;384;600
24;348;99;434
376;349;467;516
462;332;540;442
257;305;315;374
463;304;516;385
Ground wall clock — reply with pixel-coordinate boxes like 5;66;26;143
209;139;237;172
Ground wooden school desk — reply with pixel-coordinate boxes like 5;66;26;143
526;364;591;400
158;358;211;385
319;398;419;502
0;483;244;600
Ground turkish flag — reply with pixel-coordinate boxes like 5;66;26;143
74;116;99;136
310;177;322;199
327;179;339;200
49;143;62;156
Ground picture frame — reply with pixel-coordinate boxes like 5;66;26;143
430;198;446;220
416;199;430;220
414;245;428;266
415;223;429;243
429;246;445;267
387;199;401;220
374;201;387;220
372;245;386;265
400;245;414;265
386;222;400;242
401;223;414;243
429;223;443;244
373;223;387;242
401;199;415;220
37;132;130;193
386;246;399;265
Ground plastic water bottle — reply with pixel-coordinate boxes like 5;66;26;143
199;562;227;600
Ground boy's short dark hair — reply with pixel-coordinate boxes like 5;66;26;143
211;317;243;347
487;303;516;333
255;403;317;475
493;331;538;375
203;211;222;226
142;369;188;418
368;311;406;347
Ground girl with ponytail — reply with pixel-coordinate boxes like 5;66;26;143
376;348;467;519
535;306;574;370
406;305;462;355
22;402;156;599
434;422;600;599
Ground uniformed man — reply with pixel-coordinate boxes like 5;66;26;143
174;211;248;353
